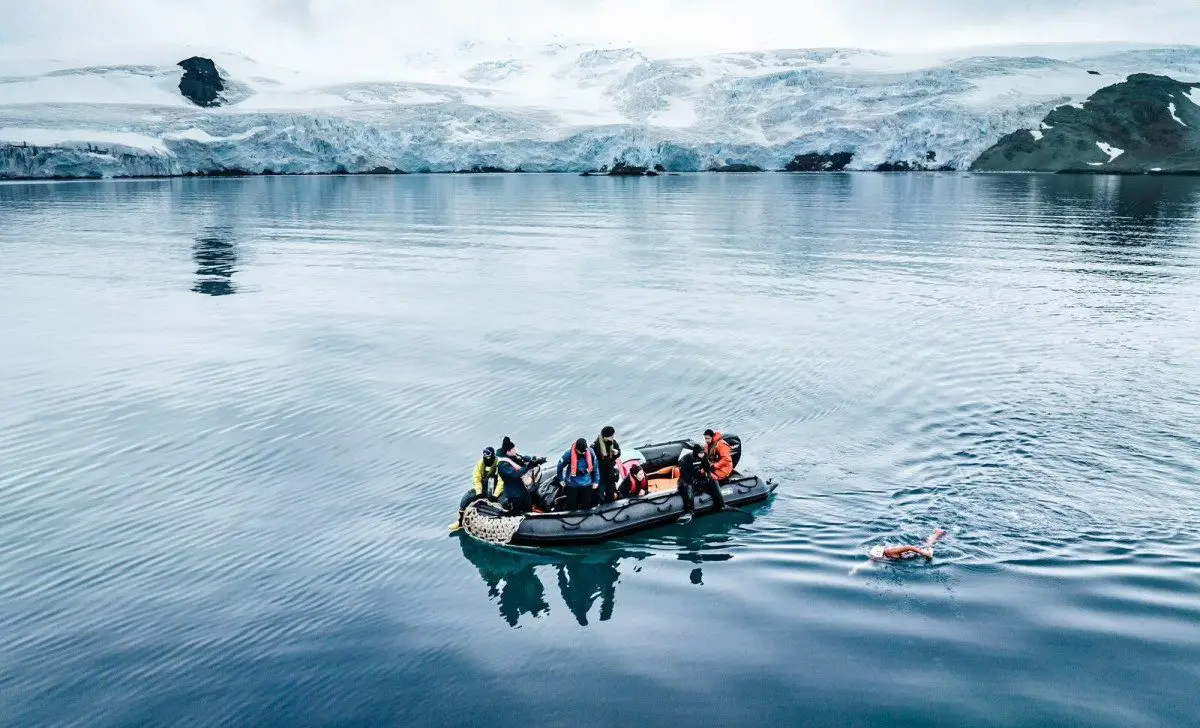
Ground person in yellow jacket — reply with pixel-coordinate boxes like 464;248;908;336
456;446;501;527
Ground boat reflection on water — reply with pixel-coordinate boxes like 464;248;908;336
457;535;626;627
456;507;763;627
191;227;239;296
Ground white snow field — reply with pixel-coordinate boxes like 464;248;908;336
3;42;1200;178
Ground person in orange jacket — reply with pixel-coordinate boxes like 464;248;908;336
702;429;733;482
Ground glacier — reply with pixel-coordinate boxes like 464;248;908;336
3;42;1200;179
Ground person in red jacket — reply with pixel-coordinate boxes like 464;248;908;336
703;429;733;483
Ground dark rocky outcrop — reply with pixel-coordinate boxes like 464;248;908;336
874;158;954;172
178;56;226;107
1088;70;1101;75
446;165;521;173
971;74;1200;173
582;160;656;176
783;152;853;171
608;161;650;176
709;163;763;172
874;160;915;172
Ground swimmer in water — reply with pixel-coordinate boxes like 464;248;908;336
850;529;947;575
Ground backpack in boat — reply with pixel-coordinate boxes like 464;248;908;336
534;478;563;512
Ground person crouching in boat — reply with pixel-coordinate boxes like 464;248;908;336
619;462;650;498
557;437;601;511
496;436;545;514
676;429;730;523
592;425;621;504
457;446;500;525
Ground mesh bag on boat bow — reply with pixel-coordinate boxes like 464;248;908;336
461;500;525;545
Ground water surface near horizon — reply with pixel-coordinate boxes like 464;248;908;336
1;173;1199;728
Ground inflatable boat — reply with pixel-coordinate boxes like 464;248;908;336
459;435;777;546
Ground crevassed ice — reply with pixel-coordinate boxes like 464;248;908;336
4;44;1200;177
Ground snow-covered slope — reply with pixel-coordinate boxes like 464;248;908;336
3;43;1200;178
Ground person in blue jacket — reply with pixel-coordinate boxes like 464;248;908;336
557;437;601;511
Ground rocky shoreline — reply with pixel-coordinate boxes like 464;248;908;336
8;163;1200;182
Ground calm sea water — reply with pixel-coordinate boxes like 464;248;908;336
1;173;1199;728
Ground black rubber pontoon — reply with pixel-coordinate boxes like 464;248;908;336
460;435;777;546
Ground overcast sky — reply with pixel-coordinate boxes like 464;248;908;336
2;0;1197;73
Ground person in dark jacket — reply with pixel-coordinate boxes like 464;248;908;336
592;425;621;503
496;436;544;514
557;437;601;511
676;439;726;524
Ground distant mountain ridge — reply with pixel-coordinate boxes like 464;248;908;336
2;43;1200;178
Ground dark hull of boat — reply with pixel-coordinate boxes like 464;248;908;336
510;473;776;546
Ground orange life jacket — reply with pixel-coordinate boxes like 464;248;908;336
569;446;594;476
705;432;734;481
624;470;647;494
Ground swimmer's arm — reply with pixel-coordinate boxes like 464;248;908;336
882;545;931;559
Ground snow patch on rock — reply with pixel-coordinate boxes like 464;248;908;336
1096;141;1124;162
1169;101;1187;126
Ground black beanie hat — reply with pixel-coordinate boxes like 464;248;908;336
500;436;516;453
601;425;615;437
703;429;715;437
575;437;588;451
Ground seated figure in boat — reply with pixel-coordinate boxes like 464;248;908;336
556;437;602;511
457;445;500;526
614;449;679;499
618;462;650;498
702;429;734;483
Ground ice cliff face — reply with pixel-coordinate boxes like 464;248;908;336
3;43;1200;178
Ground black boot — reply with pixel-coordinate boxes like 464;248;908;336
676;478;695;523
